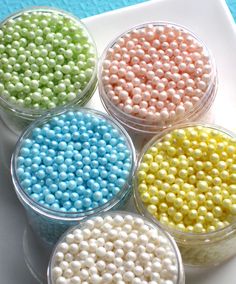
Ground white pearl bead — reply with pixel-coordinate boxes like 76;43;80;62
56;276;67;284
70;276;81;284
52;267;62;278
102;272;112;283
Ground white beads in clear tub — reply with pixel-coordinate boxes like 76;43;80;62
134;123;236;266
11;108;136;246
0;7;97;134
99;22;217;134
48;211;185;284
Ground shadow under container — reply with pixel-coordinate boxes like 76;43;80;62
11;108;136;247
134;123;236;266
0;7;98;134
98;22;217;135
47;211;185;284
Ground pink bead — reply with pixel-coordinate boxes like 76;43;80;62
124;104;133;114
133;105;140;113
119;90;129;100
158;91;167;101
140;101;148;109
133;94;142;104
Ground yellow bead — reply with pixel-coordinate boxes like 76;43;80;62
187;167;194;175
166;192;176;203
186;191;196;201
196;171;205;180
230;173;236;183
205;212;214;222
215;221;225;230
170;158;179;167
179;160;188;168
227;145;235;154
193;148;202;158
139;162;149;172
146;174;155;184
178;169;188;179
159;202;168;212
206;200;214;210
193;223;204;233
154;154;163;162
189;200;198;209
197;216;205;223
205;175;213;184
197;180;208;192
161;183;171;192
180;204;189;215
166;174;175;184
154;180;162;188
167;146;176;156
174;212;183;222
168;167;177;175
160;161;169;169
157;169;167;179
212;193;222;205
207;225;216;232
141;192;150;202
160;216;169;225
188;209;198;220
182;183;192;192
182;140;191;149
138;183;148;193
229;185;236;194
176;223;185;231
211;168;219;177
212;177;222;185
178;190;186;199
204;161;213;171
197;194;205;204
149;185;158;195
186;226;194;232
230;194;236;203
149;162;159;173
138;170;146;180
230;204;236;215
157;190;166;200
188;175;196;184
143;153;153;163
167;206;176;216
173;197;184;209
173;129;185;139
150;196;159;205
149;146;158;155
217;161;227;170
198;206;207;216
171;184;180;193
147;204;157;214
213;206;222;217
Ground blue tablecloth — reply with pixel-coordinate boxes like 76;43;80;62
0;0;235;21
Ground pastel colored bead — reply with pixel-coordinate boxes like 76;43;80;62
99;23;217;133
48;212;184;284
135;124;236;266
12;109;135;245
0;8;97;133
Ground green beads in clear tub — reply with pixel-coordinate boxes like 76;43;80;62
11;108;136;247
0;7;97;134
134;123;236;266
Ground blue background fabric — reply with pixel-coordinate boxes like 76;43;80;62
0;0;235;21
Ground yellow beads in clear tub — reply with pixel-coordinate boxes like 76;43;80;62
134;124;236;266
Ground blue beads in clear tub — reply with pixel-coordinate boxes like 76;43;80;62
11;108;136;247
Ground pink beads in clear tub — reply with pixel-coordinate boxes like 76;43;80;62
99;22;217;134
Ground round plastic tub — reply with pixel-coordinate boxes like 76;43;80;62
47;211;185;284
99;22;217;135
11;108;136;247
134;123;236;266
0;7;97;134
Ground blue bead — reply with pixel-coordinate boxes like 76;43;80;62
43;157;53;166
55;191;62;199
70;192;79;201
101;188;108;197
83;198;91;208
93;191;102;202
51;184;58;193
58;182;67;190
51;203;60;210
58;164;67;172
58;141;67;150
68;180;76;190
112;187;120;195
31;193;40;201
74;200;82;209
45;194;55;204
62;192;70;201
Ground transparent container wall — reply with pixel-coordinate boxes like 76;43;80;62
0;79;97;135
22;189;132;248
177;231;236;266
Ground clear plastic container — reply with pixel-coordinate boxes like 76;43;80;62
134;123;236;266
0;7;98;134
99;22;217;135
47;211;185;284
11;108;136;247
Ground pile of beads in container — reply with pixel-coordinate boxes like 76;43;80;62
0;7;97;133
0;4;234;284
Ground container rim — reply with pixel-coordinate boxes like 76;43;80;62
98;21;217;130
47;210;185;284
134;122;236;242
0;6;98;118
11;107;137;222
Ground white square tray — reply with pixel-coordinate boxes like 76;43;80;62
1;0;236;283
